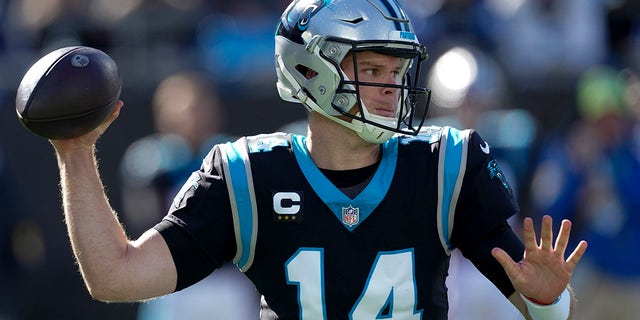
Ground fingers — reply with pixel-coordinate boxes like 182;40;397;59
540;215;553;251
526;215;587;269
566;240;588;272
49;100;124;153
491;247;519;279
96;101;124;135
105;100;124;125
522;217;538;252
112;100;124;118
554;219;572;256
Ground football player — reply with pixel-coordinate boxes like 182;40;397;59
49;0;587;319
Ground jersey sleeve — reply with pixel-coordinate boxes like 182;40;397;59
450;130;523;297
451;130;519;246
153;145;237;291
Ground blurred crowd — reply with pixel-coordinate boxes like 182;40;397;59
1;0;640;319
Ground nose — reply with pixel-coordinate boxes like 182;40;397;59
382;75;400;95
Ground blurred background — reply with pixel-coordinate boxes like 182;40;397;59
1;0;640;319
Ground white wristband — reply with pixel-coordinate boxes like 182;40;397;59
521;288;570;320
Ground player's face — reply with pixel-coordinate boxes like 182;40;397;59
340;51;406;118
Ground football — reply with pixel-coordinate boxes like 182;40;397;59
15;46;122;139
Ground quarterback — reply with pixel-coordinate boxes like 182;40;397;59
49;0;587;319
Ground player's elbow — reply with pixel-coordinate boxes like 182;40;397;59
85;281;130;303
82;273;135;303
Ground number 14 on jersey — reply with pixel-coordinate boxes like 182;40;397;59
285;248;423;319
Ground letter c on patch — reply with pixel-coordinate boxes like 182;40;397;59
273;192;301;214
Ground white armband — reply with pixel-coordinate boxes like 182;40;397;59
521;288;570;320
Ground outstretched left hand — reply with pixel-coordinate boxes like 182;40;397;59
491;215;588;304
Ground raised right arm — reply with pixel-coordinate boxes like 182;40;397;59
51;102;177;302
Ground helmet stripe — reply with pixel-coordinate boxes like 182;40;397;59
377;0;409;31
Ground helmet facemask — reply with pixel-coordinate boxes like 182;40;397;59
327;38;430;143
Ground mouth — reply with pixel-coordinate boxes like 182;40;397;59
371;107;396;118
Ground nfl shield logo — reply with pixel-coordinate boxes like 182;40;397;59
342;205;360;227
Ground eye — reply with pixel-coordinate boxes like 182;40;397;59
364;68;378;77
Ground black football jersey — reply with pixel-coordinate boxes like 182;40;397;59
155;126;521;319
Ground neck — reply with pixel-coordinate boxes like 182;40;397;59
305;112;382;170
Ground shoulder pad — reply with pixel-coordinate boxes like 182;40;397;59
398;125;443;145
246;132;291;153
